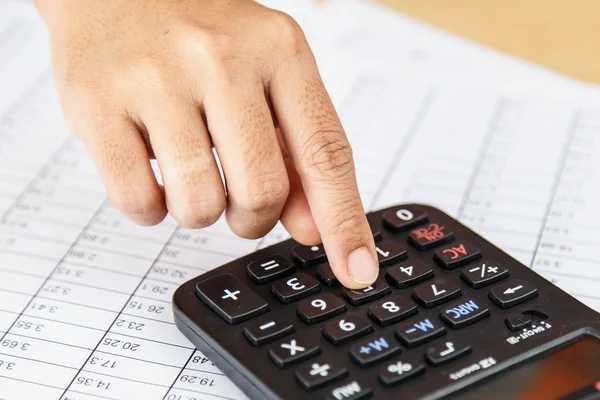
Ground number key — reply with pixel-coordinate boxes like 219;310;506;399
323;314;373;345
272;273;320;304
386;261;433;288
368;295;418;327
342;280;391;306
297;293;346;325
382;206;428;232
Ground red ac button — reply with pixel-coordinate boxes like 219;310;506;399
434;242;481;270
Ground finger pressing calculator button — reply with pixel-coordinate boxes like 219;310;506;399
342;280;391;306
349;334;401;367
268;338;320;368
297;293;346;325
440;298;490;329
386;261;433;289
461;260;509;289
368;295;418;327
375;239;408;266
382;206;428;232
396;317;446;348
243;318;295;346
272;273;320;304
295;358;348;392
317;263;338;286
408;223;454;250
325;380;373;400
292;244;327;267
489;279;538;309
425;340;471;366
378;359;426;387
195;274;269;325
323;314;373;345
412;279;461;309
434;242;481;269
247;255;294;284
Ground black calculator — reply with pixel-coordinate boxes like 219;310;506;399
173;204;600;400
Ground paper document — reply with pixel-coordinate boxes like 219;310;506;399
1;1;600;399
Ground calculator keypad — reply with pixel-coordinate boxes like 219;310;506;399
247;255;294;284
424;340;471;366
297;293;346;324
489;279;538;309
269;338;321;368
180;204;560;399
272;273;320;304
378;359;425;387
434;241;481;269
386;261;433;289
323;314;374;345
195;274;269;324
244;317;295;346
412;279;461;309
349;334;402;367
295;359;348;391
461;260;509;289
408;223;454;250
368;295;418;327
342;280;391;306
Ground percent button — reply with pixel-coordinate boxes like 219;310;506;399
378;359;425;387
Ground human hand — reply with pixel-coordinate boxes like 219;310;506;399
35;0;379;288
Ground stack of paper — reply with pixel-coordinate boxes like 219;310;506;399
0;1;599;399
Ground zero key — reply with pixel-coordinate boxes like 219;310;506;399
382;206;428;232
195;274;269;325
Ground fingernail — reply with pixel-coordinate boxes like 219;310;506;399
348;247;378;284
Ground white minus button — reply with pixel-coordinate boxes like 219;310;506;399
259;321;276;330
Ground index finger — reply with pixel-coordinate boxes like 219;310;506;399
268;23;378;289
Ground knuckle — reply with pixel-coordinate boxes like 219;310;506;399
194;30;237;66
301;130;355;179
267;11;307;56
110;191;162;224
171;194;226;229
238;173;289;216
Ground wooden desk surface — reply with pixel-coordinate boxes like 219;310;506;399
377;0;600;83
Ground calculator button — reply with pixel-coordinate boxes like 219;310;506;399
195;274;269;325
396;317;446;348
386;261;433;289
378;359;426;387
367;214;383;242
412;279;461;309
382;206;428;232
268;338;320;368
295;359;348;392
292;244;327;267
489;279;538;309
434;242;481;269
325;380;373;400
408;223;454;250
297;293;346;325
461;261;509;289
323;314;373;345
505;313;533;331
425;341;471;366
440;298;490;329
243;318;295;346
349;334;401;367
368;295;417;327
272;273;320;304
375;239;408;266
317;263;338;286
247;255;294;284
341;280;391;306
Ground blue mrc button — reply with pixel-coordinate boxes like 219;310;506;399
441;299;490;329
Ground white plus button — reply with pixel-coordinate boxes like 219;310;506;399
222;289;241;300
